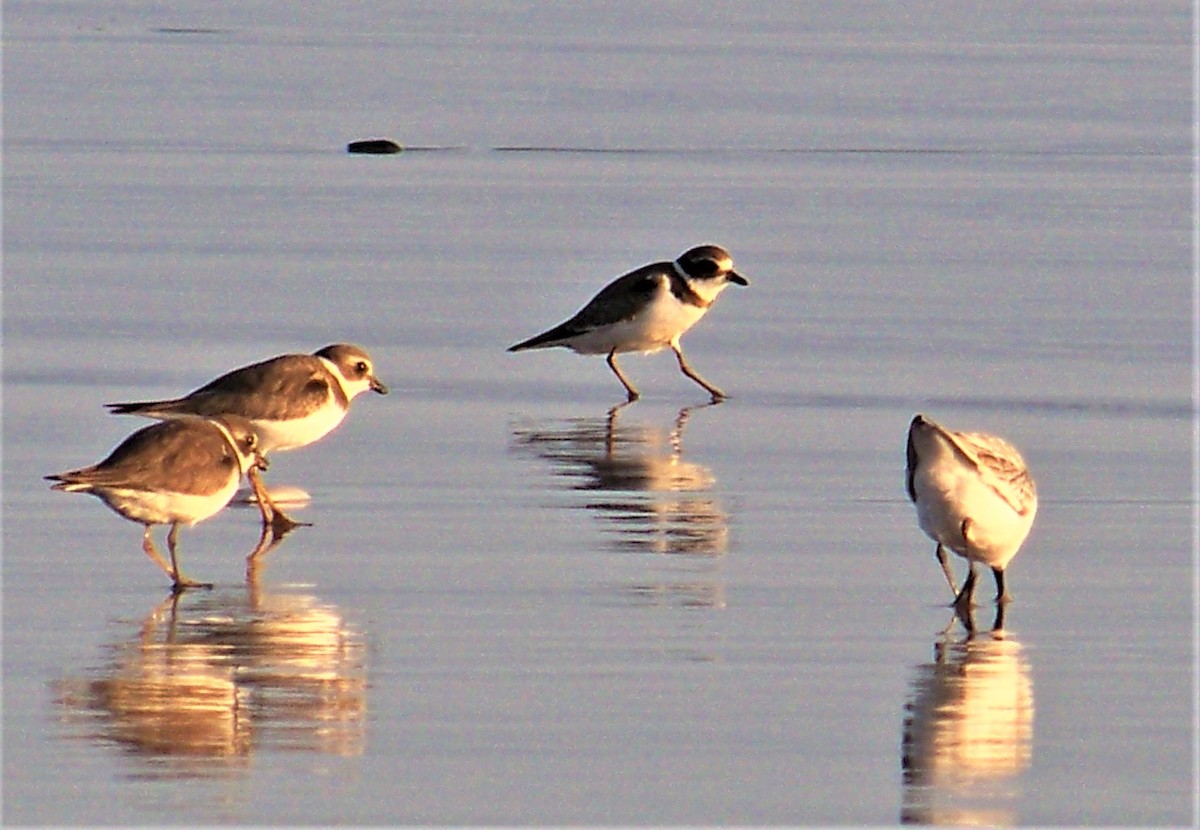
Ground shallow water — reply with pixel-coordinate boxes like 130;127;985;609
3;2;1195;825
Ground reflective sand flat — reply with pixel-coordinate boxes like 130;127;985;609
3;2;1192;825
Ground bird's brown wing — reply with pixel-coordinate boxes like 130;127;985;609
508;265;666;351
951;431;1037;515
107;355;333;421
47;420;238;492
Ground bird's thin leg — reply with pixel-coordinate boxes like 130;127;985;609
166;522;212;591
990;602;1007;634
671;343;725;402
246;465;276;525
606;350;640;401
140;527;178;581
953;564;977;609
248;465;310;537
952;518;976;609
935;543;958;596
992;567;1010;605
952;600;977;635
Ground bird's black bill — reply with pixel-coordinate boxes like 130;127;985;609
728;271;749;286
371;379;390;395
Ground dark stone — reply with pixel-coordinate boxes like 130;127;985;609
347;139;403;154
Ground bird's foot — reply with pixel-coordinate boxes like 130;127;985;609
171;576;214;593
267;510;311;538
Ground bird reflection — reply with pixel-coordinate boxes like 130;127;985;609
54;584;366;779
901;618;1034;826
244;519;298;583
511;404;729;608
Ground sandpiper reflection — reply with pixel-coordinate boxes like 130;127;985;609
54;584;366;779
901;617;1034;826
512;405;729;607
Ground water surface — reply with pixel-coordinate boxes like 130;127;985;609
3;2;1193;825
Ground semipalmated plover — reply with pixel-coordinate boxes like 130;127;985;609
906;414;1038;608
106;344;388;535
508;245;749;402
46;414;265;590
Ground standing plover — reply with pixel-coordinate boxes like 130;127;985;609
46;414;265;590
906;414;1038;608
508;245;749;402
106;344;388;535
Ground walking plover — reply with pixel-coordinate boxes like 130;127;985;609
46;414;265;590
508;245;748;402
107;344;388;535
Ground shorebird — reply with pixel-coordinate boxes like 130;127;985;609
508;245;748;402
107;344;388;535
906;414;1037;608
46;414;265;590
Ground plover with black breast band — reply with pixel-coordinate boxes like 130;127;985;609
508;245;749;402
46;414;265;591
905;414;1038;610
106;344;388;536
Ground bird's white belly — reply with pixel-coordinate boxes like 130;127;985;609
253;402;347;453
570;299;707;355
98;478;240;526
914;470;1033;570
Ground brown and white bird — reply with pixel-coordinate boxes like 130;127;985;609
106;344;388;535
906;414;1038;608
508;245;749;402
46;414;265;590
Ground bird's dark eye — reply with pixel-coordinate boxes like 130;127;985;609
356;361;369;376
697;258;720;276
